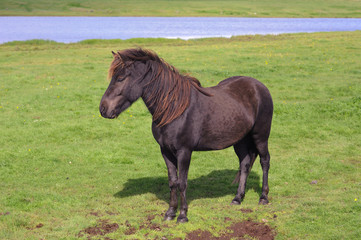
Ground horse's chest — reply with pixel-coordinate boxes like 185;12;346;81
152;127;177;149
152;123;195;151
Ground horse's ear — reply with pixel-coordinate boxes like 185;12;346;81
112;51;124;62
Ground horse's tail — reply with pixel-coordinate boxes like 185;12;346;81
232;171;242;184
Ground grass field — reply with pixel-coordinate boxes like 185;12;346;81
1;0;361;18
0;31;361;239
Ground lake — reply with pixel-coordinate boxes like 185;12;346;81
1;17;360;44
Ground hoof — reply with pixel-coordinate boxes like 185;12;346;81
164;215;176;221
177;216;188;223
164;213;176;221
259;198;269;205
231;197;242;205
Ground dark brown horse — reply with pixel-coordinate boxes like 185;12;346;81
99;48;273;223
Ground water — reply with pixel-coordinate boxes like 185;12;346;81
1;17;360;44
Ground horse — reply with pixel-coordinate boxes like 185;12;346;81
99;48;273;223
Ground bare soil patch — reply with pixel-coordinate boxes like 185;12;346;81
78;210;275;239
184;219;276;240
78;219;119;239
240;208;253;213
25;222;44;230
141;214;164;231
124;220;136;235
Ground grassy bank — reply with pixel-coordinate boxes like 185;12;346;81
1;0;361;18
0;31;361;239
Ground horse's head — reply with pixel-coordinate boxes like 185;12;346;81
99;51;144;119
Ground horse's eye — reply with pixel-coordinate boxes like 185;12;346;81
117;75;126;82
117;71;131;82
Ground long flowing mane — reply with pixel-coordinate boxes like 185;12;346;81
108;48;210;127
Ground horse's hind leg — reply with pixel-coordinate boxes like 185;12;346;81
252;106;272;204
231;139;257;205
255;140;270;205
252;130;271;204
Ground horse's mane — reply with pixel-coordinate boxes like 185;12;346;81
108;48;211;127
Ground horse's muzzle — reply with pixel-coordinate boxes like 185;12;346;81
99;97;131;119
99;104;115;119
99;105;107;118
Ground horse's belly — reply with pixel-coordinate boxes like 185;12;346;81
195;139;240;151
194;117;253;151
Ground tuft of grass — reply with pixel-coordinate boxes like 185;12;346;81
0;31;360;239
2;39;61;46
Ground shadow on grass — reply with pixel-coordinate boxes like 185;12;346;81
114;169;261;204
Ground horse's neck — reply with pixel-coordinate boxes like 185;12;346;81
139;63;200;126
140;70;158;117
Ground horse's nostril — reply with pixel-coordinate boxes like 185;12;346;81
110;110;115;118
100;105;107;116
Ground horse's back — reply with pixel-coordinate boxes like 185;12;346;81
216;76;270;94
216;76;247;86
208;76;272;109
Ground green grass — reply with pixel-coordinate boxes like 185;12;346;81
0;31;360;239
0;0;361;17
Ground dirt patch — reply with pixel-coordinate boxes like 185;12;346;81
140;214;163;235
224;217;232;222
79;211;274;239
124;220;136;235
36;223;44;228
89;211;102;217
0;212;10;216
240;208;253;213
78;219;119;239
105;211;119;216
185;219;276;240
88;210;119;217
26;223;44;230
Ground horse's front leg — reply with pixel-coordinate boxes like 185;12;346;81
161;148;178;221
176;149;192;223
